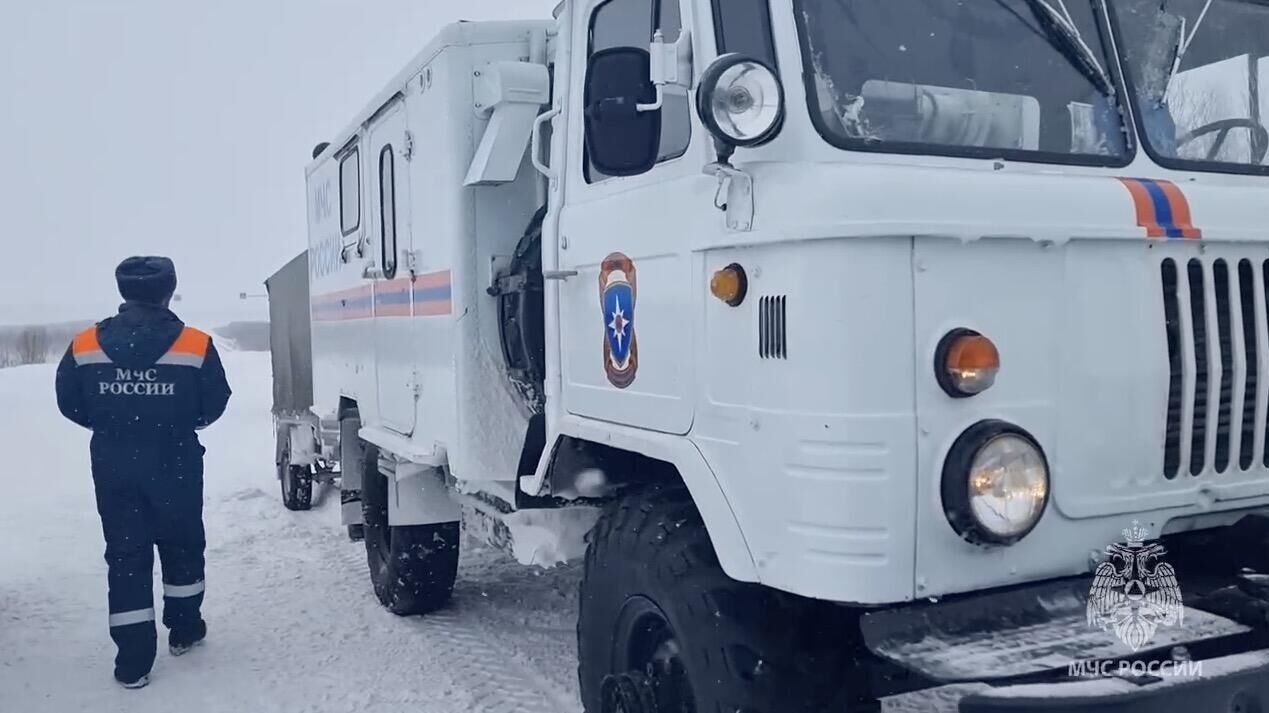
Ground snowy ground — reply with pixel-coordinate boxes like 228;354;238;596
0;350;585;713
0;347;974;712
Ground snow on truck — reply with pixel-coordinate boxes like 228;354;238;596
266;1;1269;711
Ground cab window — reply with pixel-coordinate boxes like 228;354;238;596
378;146;397;280
1111;0;1269;174
339;147;361;236
584;0;690;182
793;0;1131;165
712;0;777;69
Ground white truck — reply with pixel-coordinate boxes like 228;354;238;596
269;1;1269;711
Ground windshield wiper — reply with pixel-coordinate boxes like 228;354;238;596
1021;0;1115;96
1158;0;1216;103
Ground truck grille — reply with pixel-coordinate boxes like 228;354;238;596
1160;257;1265;478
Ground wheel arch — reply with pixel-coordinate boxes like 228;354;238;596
544;422;759;584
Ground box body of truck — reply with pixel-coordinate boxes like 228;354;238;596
303;20;565;535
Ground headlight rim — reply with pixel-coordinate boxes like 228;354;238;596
694;53;786;149
941;420;1050;547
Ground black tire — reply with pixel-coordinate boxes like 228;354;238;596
359;440;459;616
578;486;856;713
495;206;547;412
278;441;313;512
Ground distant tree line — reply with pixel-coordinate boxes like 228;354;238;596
0;326;51;367
0;322;91;369
0;319;270;369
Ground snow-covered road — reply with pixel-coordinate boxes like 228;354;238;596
0;350;585;713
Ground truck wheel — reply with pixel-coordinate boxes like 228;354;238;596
578;486;853;713
278;442;313;511
359;441;459;616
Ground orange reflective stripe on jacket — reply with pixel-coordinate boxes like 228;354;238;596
156;328;211;368
170;328;210;358
72;327;111;365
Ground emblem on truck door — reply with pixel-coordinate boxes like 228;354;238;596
599;253;638;389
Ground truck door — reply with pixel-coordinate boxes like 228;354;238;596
367;99;417;434
556;0;699;435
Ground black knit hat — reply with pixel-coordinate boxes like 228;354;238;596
116;256;177;305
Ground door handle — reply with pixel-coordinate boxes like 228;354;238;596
543;270;578;281
531;109;561;180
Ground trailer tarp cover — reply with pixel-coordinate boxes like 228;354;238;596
266;251;313;414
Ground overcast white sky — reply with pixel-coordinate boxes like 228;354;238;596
0;0;556;327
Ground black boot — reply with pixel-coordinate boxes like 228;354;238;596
115;671;151;689
168;620;207;656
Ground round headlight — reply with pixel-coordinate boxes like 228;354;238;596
695;54;785;148
942;421;1049;546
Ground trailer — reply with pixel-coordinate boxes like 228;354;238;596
269;2;1269;711
266;251;340;513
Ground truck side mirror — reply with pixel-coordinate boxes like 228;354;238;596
583;47;661;177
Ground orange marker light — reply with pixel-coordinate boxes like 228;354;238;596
937;330;1000;397
710;263;748;307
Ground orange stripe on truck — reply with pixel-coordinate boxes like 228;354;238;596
1118;178;1166;239
1155;180;1202;239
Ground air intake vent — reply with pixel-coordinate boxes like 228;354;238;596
1187;258;1208;477
1160;256;1266;479
759;296;787;359
1240;260;1259;470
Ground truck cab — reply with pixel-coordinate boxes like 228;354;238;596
277;1;1269;711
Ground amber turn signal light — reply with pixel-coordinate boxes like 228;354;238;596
710;263;748;307
935;329;1000;397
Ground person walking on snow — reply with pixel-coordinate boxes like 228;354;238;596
55;256;232;689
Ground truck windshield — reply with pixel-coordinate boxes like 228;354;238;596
1109;0;1269;173
793;0;1130;164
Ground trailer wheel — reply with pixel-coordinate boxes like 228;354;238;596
359;441;459;616
578;486;856;713
278;442;313;511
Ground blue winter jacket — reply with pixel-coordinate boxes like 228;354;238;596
55;302;232;438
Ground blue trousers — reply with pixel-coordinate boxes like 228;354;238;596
90;434;206;681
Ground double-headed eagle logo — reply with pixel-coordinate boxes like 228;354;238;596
1087;521;1184;652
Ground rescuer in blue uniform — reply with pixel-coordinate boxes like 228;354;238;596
55;256;232;689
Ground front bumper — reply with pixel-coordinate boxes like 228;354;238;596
860;518;1269;711
960;652;1269;712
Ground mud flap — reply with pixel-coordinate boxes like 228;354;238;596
340;491;364;527
339;417;364;527
388;463;460;527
